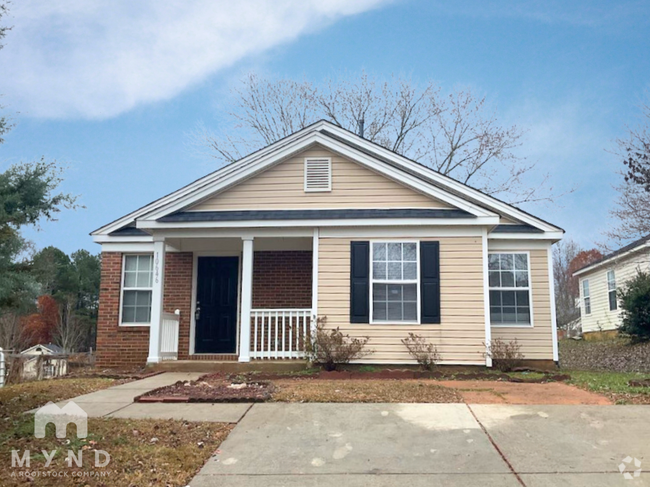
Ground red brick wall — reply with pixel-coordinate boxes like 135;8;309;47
96;250;312;368
252;251;312;308
96;252;193;368
163;253;193;360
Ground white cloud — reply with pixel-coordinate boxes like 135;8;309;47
1;0;391;119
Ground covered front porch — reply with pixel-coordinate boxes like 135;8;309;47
148;231;318;364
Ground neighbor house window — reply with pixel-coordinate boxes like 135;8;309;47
488;253;531;326
121;254;153;325
607;270;617;311
371;242;419;322
583;279;591;315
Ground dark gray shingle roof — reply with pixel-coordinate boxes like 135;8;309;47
157;208;475;223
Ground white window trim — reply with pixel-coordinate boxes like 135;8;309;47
304;157;332;192
119;253;154;327
488;251;534;328
583;279;591;315
607;270;617;311
369;240;421;325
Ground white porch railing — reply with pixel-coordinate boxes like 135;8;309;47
251;309;311;359
160;310;180;360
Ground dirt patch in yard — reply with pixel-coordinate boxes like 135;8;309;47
272;379;462;403
440;380;613;405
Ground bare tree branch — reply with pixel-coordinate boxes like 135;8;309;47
198;72;562;205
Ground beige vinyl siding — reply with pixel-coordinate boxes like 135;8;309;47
318;236;486;365
490;249;554;360
579;249;650;333
189;145;450;211
498;216;520;225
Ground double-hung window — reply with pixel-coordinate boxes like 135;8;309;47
371;242;419;323
488;253;532;326
607;270;617;311
582;279;591;315
121;254;153;325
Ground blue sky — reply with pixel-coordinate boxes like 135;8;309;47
1;0;649;254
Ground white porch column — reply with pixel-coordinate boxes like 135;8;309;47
147;238;166;364
238;237;254;362
311;228;319;331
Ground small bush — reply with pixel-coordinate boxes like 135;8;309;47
484;338;524;372
401;333;441;370
619;270;650;343
306;318;372;371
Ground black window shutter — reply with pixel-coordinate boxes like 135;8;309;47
350;241;370;323
420;241;441;324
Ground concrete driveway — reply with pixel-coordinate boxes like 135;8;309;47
191;403;650;487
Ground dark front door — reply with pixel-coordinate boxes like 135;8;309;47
195;256;239;354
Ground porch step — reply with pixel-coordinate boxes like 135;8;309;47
148;360;309;373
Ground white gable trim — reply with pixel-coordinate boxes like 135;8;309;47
138;132;497;223
91;125;324;236
319;123;562;233
93;120;561;236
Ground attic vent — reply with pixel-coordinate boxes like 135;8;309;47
304;157;332;192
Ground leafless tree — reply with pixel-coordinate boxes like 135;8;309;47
606;103;650;247
53;295;85;353
553;239;583;328
0;310;27;352
198;72;560;205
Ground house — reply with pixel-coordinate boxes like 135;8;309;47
21;343;68;380
574;234;650;337
91;121;563;368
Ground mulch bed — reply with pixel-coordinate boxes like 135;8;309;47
231;370;570;383
136;377;274;403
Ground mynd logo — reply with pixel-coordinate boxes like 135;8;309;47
10;401;111;479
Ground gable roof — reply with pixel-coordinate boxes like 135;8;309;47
92;120;563;237
21;343;65;355
573;233;650;276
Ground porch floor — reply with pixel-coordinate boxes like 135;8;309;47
149;360;309;374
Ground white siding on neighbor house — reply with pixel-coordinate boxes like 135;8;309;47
188;145;452;211
318;235;487;365
488;247;555;361
579;248;650;333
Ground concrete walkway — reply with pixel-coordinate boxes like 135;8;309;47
190;403;650;487
41;372;252;423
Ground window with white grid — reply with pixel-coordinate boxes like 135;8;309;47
120;254;153;325
488;253;532;326
371;242;419;323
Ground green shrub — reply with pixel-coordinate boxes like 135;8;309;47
305;318;373;371
401;333;441;370
619;270;650;343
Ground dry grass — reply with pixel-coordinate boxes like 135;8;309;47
271;379;462;403
0;378;232;486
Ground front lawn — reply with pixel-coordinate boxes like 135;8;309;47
272;379;462;403
0;378;232;486
567;370;650;405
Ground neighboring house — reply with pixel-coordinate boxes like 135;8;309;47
21;343;68;380
574;235;650;335
91;121;563;368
